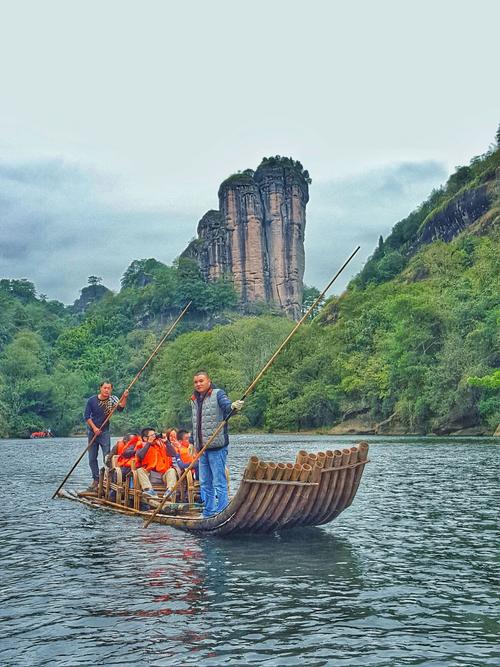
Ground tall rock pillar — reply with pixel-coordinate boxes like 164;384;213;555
218;174;268;304
254;162;308;318
181;158;309;319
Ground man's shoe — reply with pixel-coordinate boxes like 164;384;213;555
87;480;98;492
143;488;158;497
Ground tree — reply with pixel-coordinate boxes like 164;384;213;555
0;279;37;303
87;276;103;286
467;370;500;390
121;258;166;289
301;285;323;318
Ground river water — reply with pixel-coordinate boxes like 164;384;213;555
0;435;498;666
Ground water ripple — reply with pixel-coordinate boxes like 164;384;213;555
0;435;498;666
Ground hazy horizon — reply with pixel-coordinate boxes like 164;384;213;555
1;0;499;303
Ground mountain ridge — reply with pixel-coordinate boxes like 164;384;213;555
0;137;498;437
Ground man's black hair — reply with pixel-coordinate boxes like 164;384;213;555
177;429;189;441
193;370;210;378
141;427;156;439
100;380;113;387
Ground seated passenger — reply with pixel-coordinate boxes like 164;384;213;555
176;429;195;464
134;427;177;500
115;434;142;474
164;427;179;447
106;434;130;468
168;428;199;482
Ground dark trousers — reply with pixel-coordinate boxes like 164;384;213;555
88;430;111;481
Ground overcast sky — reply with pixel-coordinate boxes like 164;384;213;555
0;0;499;303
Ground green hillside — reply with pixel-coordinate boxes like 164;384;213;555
0;139;498;438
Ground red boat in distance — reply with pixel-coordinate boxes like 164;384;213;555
30;429;53;439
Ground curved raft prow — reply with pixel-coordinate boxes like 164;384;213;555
59;442;369;535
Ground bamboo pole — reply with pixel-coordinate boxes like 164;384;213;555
52;302;192;499
144;246;361;528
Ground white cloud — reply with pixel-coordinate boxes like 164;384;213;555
0;160;196;302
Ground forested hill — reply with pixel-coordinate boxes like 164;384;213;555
0;139;498;438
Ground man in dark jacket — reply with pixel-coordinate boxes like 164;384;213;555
84;381;128;490
190;371;243;517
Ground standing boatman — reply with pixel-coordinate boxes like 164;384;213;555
190;371;244;517
84;381;129;490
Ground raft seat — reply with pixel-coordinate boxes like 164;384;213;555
100;461;200;509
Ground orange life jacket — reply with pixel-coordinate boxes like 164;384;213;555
178;442;194;465
138;439;172;474
117;435;141;468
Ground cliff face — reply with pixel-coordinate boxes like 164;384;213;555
355;156;500;291
415;183;493;247
72;283;111;314
183;159;309;319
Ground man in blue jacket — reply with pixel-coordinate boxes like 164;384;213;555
190;371;244;517
84;381;128;490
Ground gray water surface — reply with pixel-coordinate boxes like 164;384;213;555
0;435;498;666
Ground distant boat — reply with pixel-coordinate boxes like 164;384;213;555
30;430;53;439
59;442;369;535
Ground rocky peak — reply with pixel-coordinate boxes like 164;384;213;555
183;157;310;319
72;283;111;314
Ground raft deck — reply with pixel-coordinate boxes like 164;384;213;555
59;442;369;535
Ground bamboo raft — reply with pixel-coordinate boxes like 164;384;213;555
59;441;369;535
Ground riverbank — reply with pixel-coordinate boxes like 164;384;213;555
325;418;496;437
6;422;498;440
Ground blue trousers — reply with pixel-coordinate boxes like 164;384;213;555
88;430;111;481
199;447;228;517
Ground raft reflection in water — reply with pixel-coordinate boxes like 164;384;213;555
101;529;363;629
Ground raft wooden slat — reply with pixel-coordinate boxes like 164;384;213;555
305;450;341;526
258;462;300;532
303;450;334;525
276;463;313;529
242;462;286;532
296;453;323;526
337;441;369;515
58;442;369;535
318;447;358;525
243;478;319;486
315;448;353;524
253;462;294;532
288;453;324;527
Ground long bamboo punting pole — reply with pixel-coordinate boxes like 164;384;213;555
144;246;361;528
52;302;192;499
